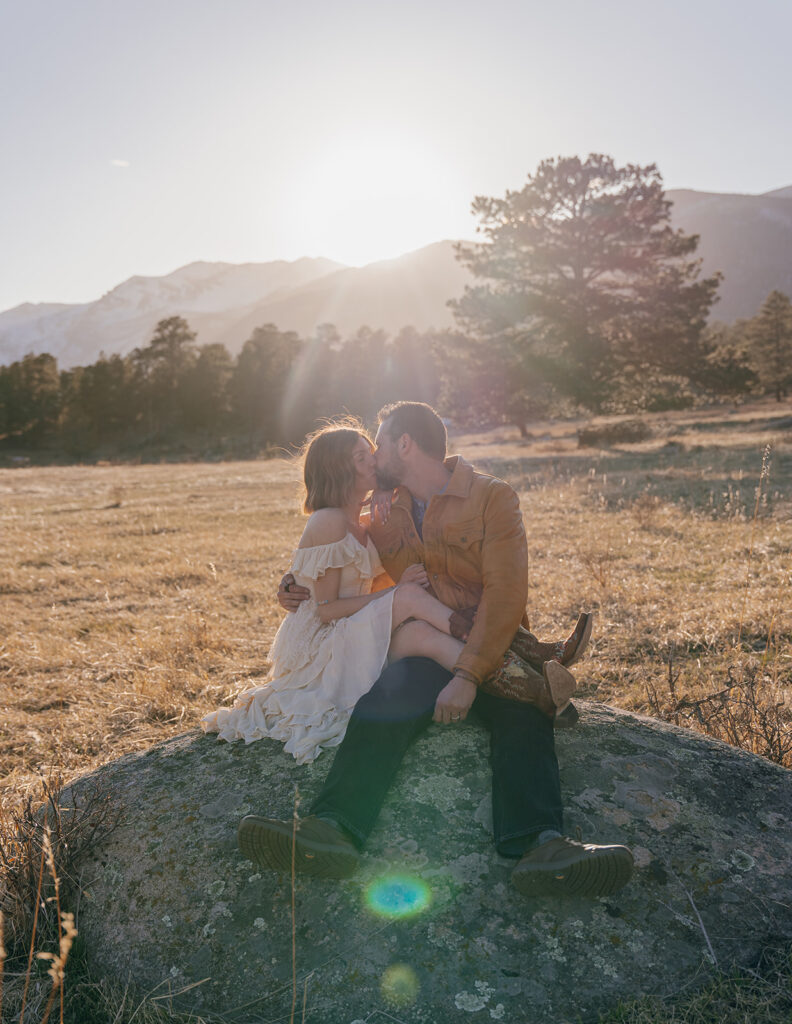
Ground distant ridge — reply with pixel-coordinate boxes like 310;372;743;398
667;186;792;320
213;240;469;352
2;185;792;367
760;185;792;199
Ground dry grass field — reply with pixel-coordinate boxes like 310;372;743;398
1;398;791;1022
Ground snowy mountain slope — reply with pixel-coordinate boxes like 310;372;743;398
0;301;80;331
0;258;343;366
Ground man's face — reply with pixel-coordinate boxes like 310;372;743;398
374;419;406;490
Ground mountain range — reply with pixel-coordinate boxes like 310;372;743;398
2;185;791;369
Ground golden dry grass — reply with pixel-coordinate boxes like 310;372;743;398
0;459;307;810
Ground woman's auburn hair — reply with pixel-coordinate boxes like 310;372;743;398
302;419;372;513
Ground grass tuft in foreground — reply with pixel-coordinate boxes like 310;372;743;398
599;946;792;1024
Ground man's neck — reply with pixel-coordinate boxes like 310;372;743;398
403;459;452;502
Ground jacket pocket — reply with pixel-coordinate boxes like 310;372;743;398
443;517;484;549
442;516;485;582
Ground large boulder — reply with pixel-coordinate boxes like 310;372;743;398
68;703;792;1023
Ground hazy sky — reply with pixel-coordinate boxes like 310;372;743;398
1;0;790;311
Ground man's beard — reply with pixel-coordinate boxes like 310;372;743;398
375;457;403;491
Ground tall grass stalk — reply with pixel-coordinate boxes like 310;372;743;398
36;829;77;1024
19;844;46;1024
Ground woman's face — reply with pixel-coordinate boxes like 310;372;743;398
351;435;377;493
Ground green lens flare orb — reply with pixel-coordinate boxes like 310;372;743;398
365;875;431;919
381;963;420;1005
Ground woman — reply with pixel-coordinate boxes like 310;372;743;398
202;421;574;762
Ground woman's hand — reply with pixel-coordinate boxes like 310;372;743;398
398;563;430;588
369;489;396;526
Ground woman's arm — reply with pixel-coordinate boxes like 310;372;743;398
314;568;393;624
315;561;429;623
299;510;394;623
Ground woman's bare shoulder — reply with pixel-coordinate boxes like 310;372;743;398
298;508;349;548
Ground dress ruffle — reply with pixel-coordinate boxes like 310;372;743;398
202;533;393;763
290;534;383;582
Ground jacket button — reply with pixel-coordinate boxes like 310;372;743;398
433;573;438;580
460;536;467;543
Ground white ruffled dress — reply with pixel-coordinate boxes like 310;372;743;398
201;533;395;763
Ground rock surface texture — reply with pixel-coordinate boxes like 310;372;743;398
69;702;792;1023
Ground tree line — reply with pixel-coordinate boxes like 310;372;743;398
0;319;443;457
2;155;791;458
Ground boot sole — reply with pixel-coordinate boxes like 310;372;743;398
543;661;577;711
237;816;359;878
512;846;633;898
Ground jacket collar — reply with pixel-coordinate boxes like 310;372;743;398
442;455;474;498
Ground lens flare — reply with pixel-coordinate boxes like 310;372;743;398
381;963;419;1005
365;875;431;919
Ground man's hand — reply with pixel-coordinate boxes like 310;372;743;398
449;606;477;642
433;675;477;724
277;572;310;612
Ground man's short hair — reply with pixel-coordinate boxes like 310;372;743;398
378;401;447;460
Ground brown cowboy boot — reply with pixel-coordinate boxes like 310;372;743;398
451;609;594;670
509;612;594;669
480;651;577;718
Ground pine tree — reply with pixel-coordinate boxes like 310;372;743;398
747;290;792;401
452;154;721;419
131;316;198;434
230;324;301;443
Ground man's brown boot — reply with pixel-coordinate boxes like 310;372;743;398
238;814;359;878
480;652;577;718
510;612;594;669
512;834;633;898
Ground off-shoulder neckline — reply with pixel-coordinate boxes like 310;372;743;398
296;530;373;554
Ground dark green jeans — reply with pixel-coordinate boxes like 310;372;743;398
310;656;563;857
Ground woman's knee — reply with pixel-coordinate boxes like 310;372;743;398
390;620;435;658
392;581;425;619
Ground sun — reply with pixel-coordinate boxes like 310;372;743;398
288;134;452;265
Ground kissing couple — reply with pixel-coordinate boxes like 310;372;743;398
203;401;633;897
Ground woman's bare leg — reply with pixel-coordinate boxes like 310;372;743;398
388;620;463;672
390;582;455;635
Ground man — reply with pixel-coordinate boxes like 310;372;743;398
239;403;633;897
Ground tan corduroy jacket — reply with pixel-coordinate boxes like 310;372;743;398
368;455;529;686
